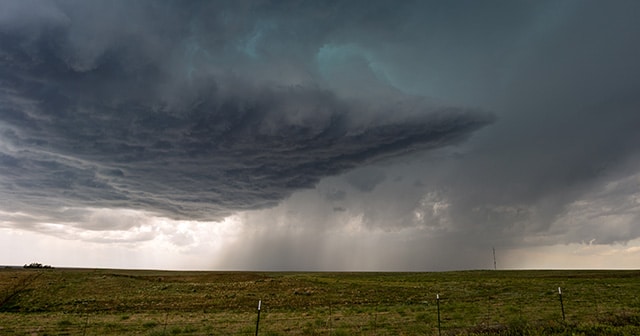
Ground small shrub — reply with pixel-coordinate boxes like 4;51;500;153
183;325;198;333
333;328;350;336
142;321;159;328
57;319;73;327
103;323;120;332
415;312;429;323
263;332;283;336
506;316;529;335
576;324;617;336
601;311;640;326
302;321;316;334
148;331;168;336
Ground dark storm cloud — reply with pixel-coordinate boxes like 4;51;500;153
433;0;640;247
215;0;640;270
0;0;639;270
0;0;493;223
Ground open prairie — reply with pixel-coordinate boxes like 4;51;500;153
1;268;639;335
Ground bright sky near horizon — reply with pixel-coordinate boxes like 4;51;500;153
1;0;640;270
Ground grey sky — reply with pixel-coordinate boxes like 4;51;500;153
1;0;639;270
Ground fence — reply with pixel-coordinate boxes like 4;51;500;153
2;286;639;336
2;269;640;335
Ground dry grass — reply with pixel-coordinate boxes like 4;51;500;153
1;268;639;335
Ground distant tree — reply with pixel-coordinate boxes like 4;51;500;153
23;262;53;269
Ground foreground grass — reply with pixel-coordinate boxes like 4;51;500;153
0;268;639;335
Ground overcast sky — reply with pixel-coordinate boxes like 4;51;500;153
1;0;640;270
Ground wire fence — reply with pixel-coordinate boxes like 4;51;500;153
2;269;640;335
2;289;640;336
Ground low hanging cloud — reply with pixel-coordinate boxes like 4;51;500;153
0;0;493;224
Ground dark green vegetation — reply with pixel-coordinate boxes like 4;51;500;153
22;263;53;269
1;268;639;335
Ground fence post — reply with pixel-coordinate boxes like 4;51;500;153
373;303;378;336
558;287;565;321
437;294;441;336
328;301;332;335
163;312;168;334
255;300;262;336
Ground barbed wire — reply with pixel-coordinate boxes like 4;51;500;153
1;301;638;335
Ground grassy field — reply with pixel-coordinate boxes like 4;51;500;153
1;268;639;335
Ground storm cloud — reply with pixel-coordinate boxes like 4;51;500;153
2;0;640;270
0;0;492;223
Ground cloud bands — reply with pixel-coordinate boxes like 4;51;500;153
0;0;493;222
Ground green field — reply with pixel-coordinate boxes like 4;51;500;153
1;268;639;335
